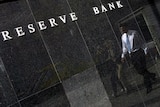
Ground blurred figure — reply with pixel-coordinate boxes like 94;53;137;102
119;23;156;94
105;40;127;97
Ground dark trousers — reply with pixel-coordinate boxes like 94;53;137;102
130;48;155;89
110;71;124;94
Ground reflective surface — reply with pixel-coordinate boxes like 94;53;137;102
0;0;160;107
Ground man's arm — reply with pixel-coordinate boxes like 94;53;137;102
135;31;148;55
121;37;127;60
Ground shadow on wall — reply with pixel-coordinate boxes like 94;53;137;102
147;0;160;27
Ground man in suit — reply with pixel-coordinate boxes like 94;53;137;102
119;24;156;94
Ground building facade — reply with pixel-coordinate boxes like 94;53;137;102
0;0;160;107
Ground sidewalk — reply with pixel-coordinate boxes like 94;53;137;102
109;59;160;107
110;78;160;107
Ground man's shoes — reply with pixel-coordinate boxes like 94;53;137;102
120;87;127;93
146;87;152;94
112;93;118;97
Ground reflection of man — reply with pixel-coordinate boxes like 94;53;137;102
119;24;156;94
106;41;127;97
110;55;127;97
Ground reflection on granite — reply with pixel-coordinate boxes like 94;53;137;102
128;0;149;10
20;84;70;107
0;0;60;100
28;0;94;80
0;57;18;107
67;0;121;65
1;0;159;107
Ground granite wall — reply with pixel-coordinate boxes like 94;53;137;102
0;0;159;107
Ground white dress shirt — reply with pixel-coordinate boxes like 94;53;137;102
121;30;147;58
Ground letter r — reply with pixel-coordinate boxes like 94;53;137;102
1;31;12;41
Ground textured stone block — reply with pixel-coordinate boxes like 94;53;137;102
63;67;112;107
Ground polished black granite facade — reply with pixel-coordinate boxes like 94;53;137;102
20;84;70;107
28;0;94;80
0;0;160;107
0;0;60;101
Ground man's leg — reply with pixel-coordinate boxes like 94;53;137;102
131;49;153;93
110;71;118;97
117;79;127;93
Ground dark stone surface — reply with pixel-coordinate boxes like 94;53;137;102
63;67;111;107
9;103;21;107
0;0;160;107
0;58;18;106
67;0;121;65
20;84;70;107
28;0;94;80
0;0;60;100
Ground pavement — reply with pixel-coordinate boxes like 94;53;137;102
110;78;160;107
109;58;160;107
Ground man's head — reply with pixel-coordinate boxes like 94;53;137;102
119;23;128;34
